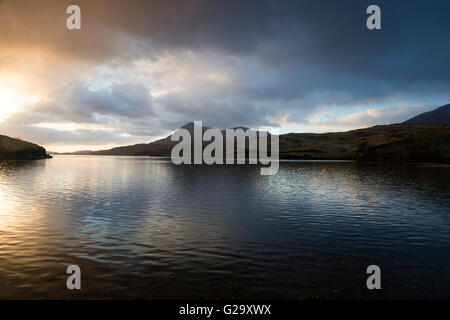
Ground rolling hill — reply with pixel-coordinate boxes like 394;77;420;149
62;104;450;163
279;124;450;162
62;123;450;163
0;135;52;160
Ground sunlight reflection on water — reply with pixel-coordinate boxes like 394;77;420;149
0;155;449;299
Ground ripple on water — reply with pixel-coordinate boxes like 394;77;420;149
0;156;449;299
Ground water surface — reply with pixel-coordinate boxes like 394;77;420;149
0;155;449;299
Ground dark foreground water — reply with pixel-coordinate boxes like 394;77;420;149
0;155;449;299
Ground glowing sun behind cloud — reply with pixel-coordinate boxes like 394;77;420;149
0;0;449;153
0;83;39;122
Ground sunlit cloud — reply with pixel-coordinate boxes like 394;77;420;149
0;0;449;152
0;84;40;121
33;122;116;132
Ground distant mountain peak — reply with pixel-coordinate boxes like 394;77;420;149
404;104;450;124
229;126;251;131
177;122;211;135
176;122;268;135
67;122;270;155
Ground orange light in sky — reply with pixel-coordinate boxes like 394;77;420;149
0;83;39;122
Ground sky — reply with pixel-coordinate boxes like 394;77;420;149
0;0;449;152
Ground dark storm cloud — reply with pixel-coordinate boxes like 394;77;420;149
3;0;449;75
1;0;450;149
156;91;275;130
71;83;154;119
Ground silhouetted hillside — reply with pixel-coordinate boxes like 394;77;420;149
404;104;450;124
280;124;450;162
69;122;267;156
66;122;450;163
0;135;51;160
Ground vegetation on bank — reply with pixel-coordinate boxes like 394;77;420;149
279;124;450;163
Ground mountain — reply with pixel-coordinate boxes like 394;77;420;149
89;138;176;156
0;135;52;160
404;104;450;124
66;121;450;163
67;122;267;156
88;122;198;156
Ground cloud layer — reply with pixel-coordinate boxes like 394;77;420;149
0;0;449;151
